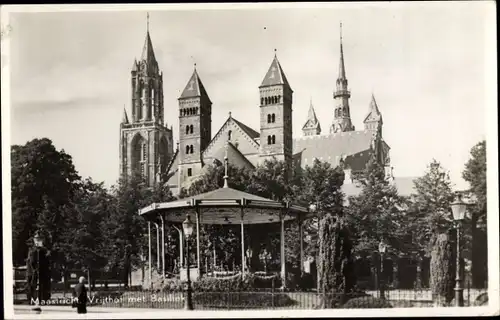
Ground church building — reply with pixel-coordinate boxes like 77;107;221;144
120;21;415;198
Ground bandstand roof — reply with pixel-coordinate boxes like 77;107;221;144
139;186;311;225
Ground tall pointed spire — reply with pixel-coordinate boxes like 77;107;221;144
302;97;321;136
122;106;129;124
338;22;346;80
140;12;156;64
364;93;383;131
331;22;354;134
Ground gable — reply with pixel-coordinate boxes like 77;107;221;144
203;117;260;161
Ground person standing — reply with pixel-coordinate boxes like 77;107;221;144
72;276;88;314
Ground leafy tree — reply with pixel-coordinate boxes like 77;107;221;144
106;171;151;287
297;159;345;259
408;160;456;301
58;179;112;286
11;138;81;268
347;156;405;257
462;140;487;287
298;159;353;306
407;159;455;254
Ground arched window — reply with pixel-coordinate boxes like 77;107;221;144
265;97;269;105
271;114;276;123
278;95;281;103
261;98;264;105
267;114;271;123
190;125;194;134
190;145;194;154
186;125;190;134
228;130;232;140
272;135;276;144
267;136;272;145
186;145;190;154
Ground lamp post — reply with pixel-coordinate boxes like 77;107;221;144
451;194;467;307
32;231;43;313
182;214;195;310
378;240;387;300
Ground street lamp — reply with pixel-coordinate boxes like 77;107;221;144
378;240;387;300
451;194;467;307
182;214;195;310
32;231;43;313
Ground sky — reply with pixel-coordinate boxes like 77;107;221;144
6;2;495;190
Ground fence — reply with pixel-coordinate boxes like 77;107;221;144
13;286;488;310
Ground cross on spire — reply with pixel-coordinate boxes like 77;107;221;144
147;12;150;32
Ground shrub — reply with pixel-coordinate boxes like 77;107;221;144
193;291;296;309
342;296;393;309
161;278;184;292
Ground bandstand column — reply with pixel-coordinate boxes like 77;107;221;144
155;223;160;270
240;208;245;274
280;209;286;289
148;221;152;289
196;208;201;278
160;214;165;278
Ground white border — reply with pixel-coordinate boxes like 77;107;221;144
1;2;498;319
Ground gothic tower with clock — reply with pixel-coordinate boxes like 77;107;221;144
119;18;174;187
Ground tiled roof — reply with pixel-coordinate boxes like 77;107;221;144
205;141;255;170
231;118;260;140
293;130;374;168
179;69;210;101
180;186;272;202
260;54;291;89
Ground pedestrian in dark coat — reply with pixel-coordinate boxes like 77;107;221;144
72;276;88;314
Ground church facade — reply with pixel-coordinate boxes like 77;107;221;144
120;23;414;198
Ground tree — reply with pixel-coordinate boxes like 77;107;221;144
299;159;353;306
409;159;456;301
347;156;405;257
429;231;457;306
58;179;112;287
106;171;151;287
407;159;455;254
462;140;487;288
11;138;81;267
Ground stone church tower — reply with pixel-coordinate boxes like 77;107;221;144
119;18;173;187
177;65;212;186
330;23;355;134
259;51;294;167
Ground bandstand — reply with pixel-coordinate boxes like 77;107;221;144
139;142;313;288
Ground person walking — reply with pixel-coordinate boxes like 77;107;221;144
72;276;88;314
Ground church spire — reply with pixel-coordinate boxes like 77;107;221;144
338;22;346;80
364;93;383;132
122;106;129;124
302;97;321;136
140;12;157;66
331;22;354;134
